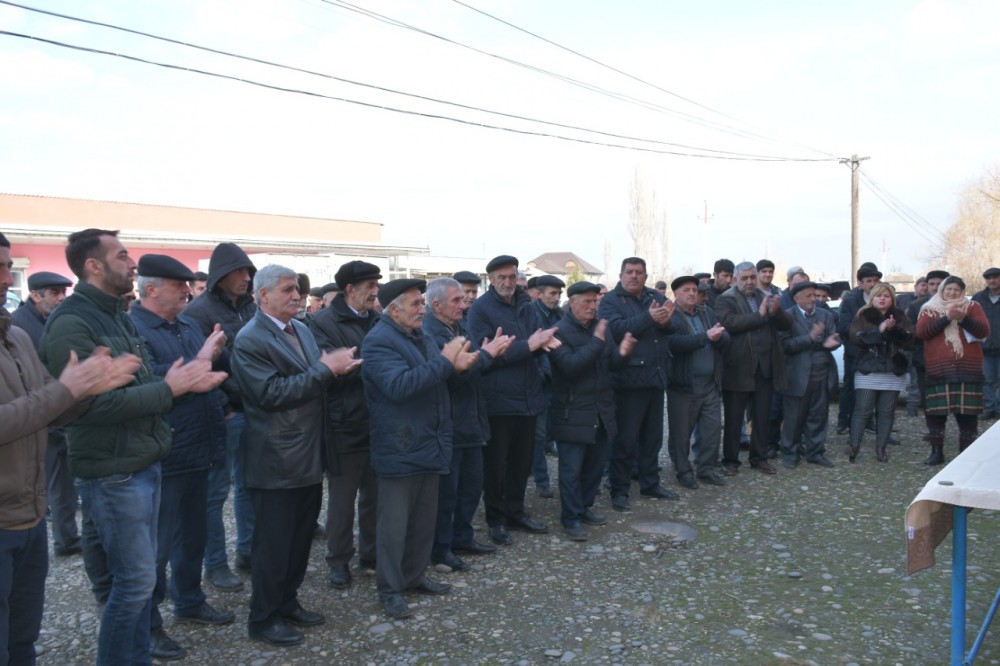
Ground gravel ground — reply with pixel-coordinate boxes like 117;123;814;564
39;407;1000;665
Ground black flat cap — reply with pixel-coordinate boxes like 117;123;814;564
486;255;518;272
191;271;208;282
655;280;668;290
335;260;382;290
567;281;601;297
321;282;340;295
813;282;831;293
137;254;195;281
453;271;480;285
697;281;710;293
926;269;950;281
790;280;818;298
670;275;699;292
526;276;539;289
756;259;775;271
308;286;324;298
27;271;72;292
693;272;711;281
535;275;565;289
984;268;1000;279
857;264;883;280
378;278;427;308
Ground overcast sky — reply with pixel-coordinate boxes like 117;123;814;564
1;0;997;282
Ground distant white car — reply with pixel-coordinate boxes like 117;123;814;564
2;291;21;314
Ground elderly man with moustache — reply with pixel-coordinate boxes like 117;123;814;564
453;271;482;316
778;281;840;469
666;276;730;489
363;279;479;619
423;278;512;571
129;255;233;660
230;265;361;647
309;261;382;590
11;271;82;558
715;261;792;476
466;256;560;545
598;256;676;512
550;282;636;540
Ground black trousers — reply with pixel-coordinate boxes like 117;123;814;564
483;415;536;527
723;368;774;466
609;388;665;497
247;483;321;632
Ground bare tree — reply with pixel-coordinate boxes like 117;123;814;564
627;166;668;283
932;166;1000;282
603;237;613;284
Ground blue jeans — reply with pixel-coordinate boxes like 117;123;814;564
433;446;484;557
204;412;254;570
151;471;209;632
983;355;1000;414
557;427;609;528
0;521;47;666
77;465;161;666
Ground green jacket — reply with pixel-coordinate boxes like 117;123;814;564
39;282;174;479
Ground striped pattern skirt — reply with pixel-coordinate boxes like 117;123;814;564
924;382;984;416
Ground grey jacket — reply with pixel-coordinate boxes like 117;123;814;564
779;306;839;398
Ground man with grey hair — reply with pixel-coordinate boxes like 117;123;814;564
231;264;361;646
715;261;792;475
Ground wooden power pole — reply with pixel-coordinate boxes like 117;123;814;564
842;154;870;280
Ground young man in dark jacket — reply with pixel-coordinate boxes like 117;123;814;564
184;241;258;590
309;260;382;590
550;282;635;541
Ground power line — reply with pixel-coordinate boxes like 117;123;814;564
0;29;838;162
860;172;946;240
858;172;944;246
859;172;947;243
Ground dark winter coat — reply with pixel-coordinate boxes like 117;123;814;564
971;288;1000;356
849;306;914;376
665;305;729;391
596;283;670;390
715;286;792;392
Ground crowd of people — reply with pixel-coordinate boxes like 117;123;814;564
2;227;999;664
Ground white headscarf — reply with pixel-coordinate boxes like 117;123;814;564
920;276;968;358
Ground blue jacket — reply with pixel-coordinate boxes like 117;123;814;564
466;285;546;416
597;282;671;390
129;304;226;476
423;313;492;448
362;316;453;478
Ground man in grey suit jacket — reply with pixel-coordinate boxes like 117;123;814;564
231;265;360;647
778;282;841;469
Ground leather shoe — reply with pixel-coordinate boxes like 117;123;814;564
54;543;83;557
174;602;234;625
563;524;587;541
887;432;901;446
234;551;251;572
489;525;513;545
150;628;186;661
677;474;698;490
611;496;631;513
508;516;548;534
536;484;554;498
640;485;679;500
204;566;244;592
751;461;777;475
431;550;468;572
721;463;739;477
414;578;452;595
581;509;607;525
282;606;325;627
383;594;412;619
453;540;497;555
836;424;849;435
781;457;798;469
329;563;351;589
249;620;303;647
806;455;835;468
697;470;727;486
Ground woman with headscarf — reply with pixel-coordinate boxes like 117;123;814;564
916;275;991;465
848;283;914;462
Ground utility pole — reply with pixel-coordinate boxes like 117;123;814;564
841;154;870;280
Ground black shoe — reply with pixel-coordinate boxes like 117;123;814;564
766;449;779;460
836;424;850;435
282;606;325;627
150;628;187;661
563;524;587;541
249;620;304;647
234;551;251;572
413;578;452;595
383;594;412;619
781;457;798;469
887;432;901;446
750;461;777;475
677;474;698;490
174;602;234;625
536;484;554;499
640;485;680;500
581;509;607;526
489;525;513;546
508;516;548;534
611;496;631;513
721;463;739;477
328;563;351;589
431;550;468;572
924;448;946;466
204;566;244;592
452;540;497;555
54;543;83;557
697;470;727;486
806;455;835;468
358;559;377;574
